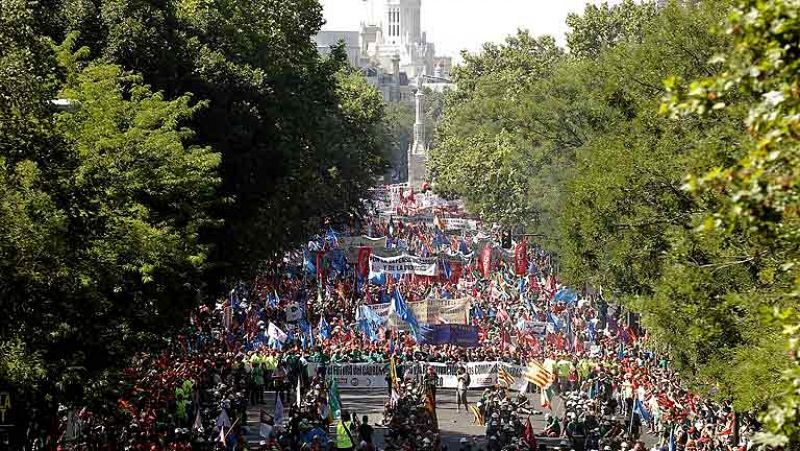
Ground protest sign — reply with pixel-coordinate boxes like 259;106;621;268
369;254;438;277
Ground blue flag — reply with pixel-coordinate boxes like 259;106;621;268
303;249;316;276
325;227;338;246
554;288;578;304
634;399;652;422
318;317;331;340
392;288;426;341
440;259;452;280
669;426;676;451
357;305;386;342
547;312;563;333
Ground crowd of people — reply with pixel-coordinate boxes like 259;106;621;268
53;187;756;451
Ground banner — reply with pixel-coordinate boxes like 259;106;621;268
442;217;479;231
307;362;529;390
519;321;547;336
340;235;387;249
367;297;470;328
369;254;438;277
340;236;398;259
435;298;471;324
424;324;479;347
514;241;528;276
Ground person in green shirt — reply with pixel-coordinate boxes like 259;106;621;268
336;411;356;451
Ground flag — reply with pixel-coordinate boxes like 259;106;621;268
523;360;555;389
328;378;342;420
668;425;677;451
219;424;226;445
440;259;452;280
215;409;231;429
634;399;652;422
325;226;338;245
356;305;385;342
523;418;537;449
469;404;484;426
267;322;288;343
303;249;316;276
424;384;438;428
357;247;371;278
480;244;492;279
498;366;515;387
296;377;301;408
496;307;511;323
657;393;676;411
318;317;331;340
192;408;203;432
547;312;563;333
554;288;578;304
274;395;284;426
588;318;597;342
391;287;427;341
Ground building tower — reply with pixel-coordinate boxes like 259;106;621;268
391;53;401;102
407;76;427;188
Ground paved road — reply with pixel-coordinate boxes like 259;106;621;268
246;388;574;449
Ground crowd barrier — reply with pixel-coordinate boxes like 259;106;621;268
306;361;529;392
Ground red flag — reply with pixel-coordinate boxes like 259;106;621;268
480;244;492;279
523;418;537;449
496;307;511;323
450;261;463;283
514;240;528;276
500;328;510;351
357;247;371;278
528;274;541;293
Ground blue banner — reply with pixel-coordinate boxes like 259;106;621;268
422;325;479;348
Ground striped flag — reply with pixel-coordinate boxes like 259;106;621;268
469;404;484;426
498;366;515;387
523;360;555;389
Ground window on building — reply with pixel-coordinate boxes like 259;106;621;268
388;9;399;37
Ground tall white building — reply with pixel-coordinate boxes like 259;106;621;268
360;0;436;79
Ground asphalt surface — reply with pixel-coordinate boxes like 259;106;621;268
246;387;575;449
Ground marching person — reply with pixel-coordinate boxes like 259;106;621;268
336;411;356;451
456;365;471;412
424;365;439;404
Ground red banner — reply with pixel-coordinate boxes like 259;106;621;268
514;240;528;276
357;247;371;278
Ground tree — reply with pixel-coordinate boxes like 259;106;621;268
666;0;799;446
430;31;568;234
431;0;795;411
42;0;389;281
566;0;658;59
1;2;221;442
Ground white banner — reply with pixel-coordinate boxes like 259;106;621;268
369;254;438;277
307;361;530;390
443;217;479;231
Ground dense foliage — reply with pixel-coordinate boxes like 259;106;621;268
430;0;799;437
0;0;388;434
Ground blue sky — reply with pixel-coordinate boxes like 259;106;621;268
320;0;623;61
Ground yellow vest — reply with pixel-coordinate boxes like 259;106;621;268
336;420;354;448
